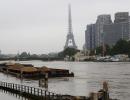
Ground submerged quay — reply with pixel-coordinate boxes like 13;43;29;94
0;81;117;100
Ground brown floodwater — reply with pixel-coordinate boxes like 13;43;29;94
0;61;130;100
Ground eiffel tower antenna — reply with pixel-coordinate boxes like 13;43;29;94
64;4;77;49
68;4;72;34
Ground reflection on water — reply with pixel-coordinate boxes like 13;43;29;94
0;89;27;100
0;61;130;100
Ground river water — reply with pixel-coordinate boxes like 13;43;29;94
0;60;130;100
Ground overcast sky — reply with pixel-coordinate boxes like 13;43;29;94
0;0;130;54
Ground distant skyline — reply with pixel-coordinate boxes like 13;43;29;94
0;0;130;54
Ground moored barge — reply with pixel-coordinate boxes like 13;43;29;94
0;62;74;79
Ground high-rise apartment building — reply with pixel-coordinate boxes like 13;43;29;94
114;12;129;23
84;12;130;52
95;15;112;47
104;12;130;46
85;24;96;51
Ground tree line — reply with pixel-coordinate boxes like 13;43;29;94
94;39;130;57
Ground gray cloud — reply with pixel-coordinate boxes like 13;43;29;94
0;0;130;54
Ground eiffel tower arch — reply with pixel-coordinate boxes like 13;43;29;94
64;4;77;49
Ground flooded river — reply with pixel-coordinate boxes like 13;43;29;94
0;61;130;100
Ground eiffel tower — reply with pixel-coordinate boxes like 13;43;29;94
64;4;77;49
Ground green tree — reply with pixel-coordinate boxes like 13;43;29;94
62;47;79;57
127;41;130;57
19;52;29;58
105;44;111;55
30;54;38;58
95;44;111;56
95;46;102;55
111;39;129;55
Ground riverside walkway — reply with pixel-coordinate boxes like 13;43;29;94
0;81;117;100
0;81;65;100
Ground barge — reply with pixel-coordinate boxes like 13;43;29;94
0;62;74;79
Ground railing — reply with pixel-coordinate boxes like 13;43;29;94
0;81;63;100
0;81;115;100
